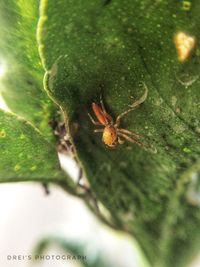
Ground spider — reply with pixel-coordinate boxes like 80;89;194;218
88;83;149;148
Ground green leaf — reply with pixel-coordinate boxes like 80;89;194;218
0;0;57;138
34;236;116;267
0;109;76;195
38;1;200;267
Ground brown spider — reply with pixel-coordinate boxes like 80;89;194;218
88;83;148;148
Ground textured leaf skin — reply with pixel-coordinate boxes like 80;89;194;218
37;1;200;267
0;109;75;192
0;0;57;138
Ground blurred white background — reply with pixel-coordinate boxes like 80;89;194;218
0;182;148;267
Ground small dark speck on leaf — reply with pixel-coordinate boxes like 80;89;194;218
103;0;112;6
27;80;33;85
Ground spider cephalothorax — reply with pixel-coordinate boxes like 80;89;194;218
88;83;148;148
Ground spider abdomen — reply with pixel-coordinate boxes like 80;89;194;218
102;125;117;146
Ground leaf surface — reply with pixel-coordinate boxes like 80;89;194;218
0;0;57;138
38;1;200;266
0;109;76;196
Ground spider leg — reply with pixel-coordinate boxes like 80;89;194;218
118;132;148;149
117;128;143;139
118;136;125;144
107;143;117;148
88;113;102;126
94;129;104;133
129;82;148;109
115;83;148;127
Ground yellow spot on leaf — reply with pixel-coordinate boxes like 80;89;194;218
174;32;195;61
14;164;21;171
0;129;6;138
20;134;26;140
30;165;37;171
182;0;191;11
195;127;200;134
183;147;191;153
